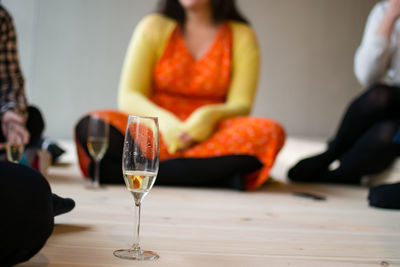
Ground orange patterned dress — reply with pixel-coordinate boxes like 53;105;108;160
150;24;285;190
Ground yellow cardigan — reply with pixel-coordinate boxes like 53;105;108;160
118;14;260;153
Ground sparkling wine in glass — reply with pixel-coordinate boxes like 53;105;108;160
6;124;24;163
6;143;24;163
114;115;159;261
87;116;109;188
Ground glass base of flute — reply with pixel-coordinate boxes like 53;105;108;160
113;198;159;260
113;248;159;260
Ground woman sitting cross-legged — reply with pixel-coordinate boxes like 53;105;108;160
75;0;285;191
288;0;400;209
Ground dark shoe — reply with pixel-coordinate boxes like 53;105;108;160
47;143;66;164
288;152;334;182
52;194;75;216
368;183;400;209
40;139;66;164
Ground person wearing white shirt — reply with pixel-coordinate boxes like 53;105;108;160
288;0;400;209
355;0;400;87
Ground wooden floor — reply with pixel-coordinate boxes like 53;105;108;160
17;139;400;267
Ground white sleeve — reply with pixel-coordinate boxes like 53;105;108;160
354;2;391;87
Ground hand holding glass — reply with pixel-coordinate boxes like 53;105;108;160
114;115;159;261
87;116;109;188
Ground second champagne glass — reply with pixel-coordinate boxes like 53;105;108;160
6;125;24;163
87;116;109;188
113;115;159;261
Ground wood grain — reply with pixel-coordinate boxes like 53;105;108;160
17;160;400;267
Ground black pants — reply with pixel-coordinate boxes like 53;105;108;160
0;106;45;147
0;161;54;267
289;84;400;183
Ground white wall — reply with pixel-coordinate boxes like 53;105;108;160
242;0;378;138
3;0;378;139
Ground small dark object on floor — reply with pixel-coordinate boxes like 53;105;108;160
293;192;326;201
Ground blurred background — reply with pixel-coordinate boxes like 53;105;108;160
3;0;379;140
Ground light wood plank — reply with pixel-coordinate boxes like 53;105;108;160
16;157;400;267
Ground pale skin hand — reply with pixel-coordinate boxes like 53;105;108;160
0;111;29;150
376;0;400;38
178;131;194;150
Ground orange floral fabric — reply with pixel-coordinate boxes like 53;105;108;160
151;24;232;120
150;24;286;190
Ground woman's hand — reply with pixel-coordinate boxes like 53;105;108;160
6;122;29;144
178;131;194;150
1;111;30;149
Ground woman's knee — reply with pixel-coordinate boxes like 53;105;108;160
0;163;53;266
75;114;124;159
15;166;54;242
75;112;126;177
370;120;399;145
364;84;396;109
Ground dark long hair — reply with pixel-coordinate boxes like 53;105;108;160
157;0;249;25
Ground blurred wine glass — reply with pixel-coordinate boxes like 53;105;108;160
87;115;109;189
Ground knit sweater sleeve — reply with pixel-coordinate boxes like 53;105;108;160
180;22;260;142
354;2;391;87
118;14;182;153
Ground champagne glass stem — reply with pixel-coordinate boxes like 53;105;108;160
132;198;142;253
93;159;100;188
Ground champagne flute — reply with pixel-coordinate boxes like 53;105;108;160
114;115;159;261
87;116;109;189
6;124;24;163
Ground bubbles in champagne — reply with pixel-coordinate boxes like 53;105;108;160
123;170;157;200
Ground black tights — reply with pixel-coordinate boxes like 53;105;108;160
288;84;400;184
0;161;54;266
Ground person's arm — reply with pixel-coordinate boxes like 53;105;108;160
118;15;183;153
376;0;400;38
0;6;29;148
0;6;27;120
354;1;400;87
179;23;260;143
